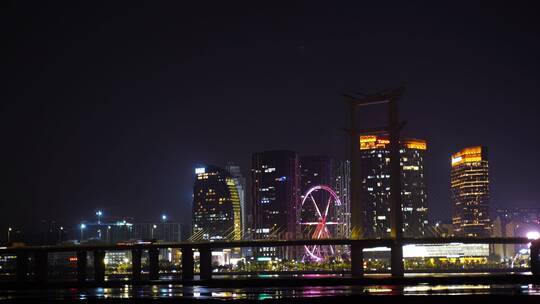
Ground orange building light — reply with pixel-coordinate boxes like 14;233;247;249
359;135;390;150
403;139;427;150
451;146;484;167
359;135;427;150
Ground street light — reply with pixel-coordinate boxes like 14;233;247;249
58;226;64;243
80;223;86;241
7;227;12;243
96;210;103;224
161;214;167;222
151;224;157;239
107;226;111;243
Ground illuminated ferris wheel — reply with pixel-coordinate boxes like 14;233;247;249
299;185;343;262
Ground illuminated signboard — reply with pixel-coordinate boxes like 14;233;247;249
195;167;206;174
451;146;484;167
403;139;427;150
359;135;427;151
257;257;272;261
402;243;489;258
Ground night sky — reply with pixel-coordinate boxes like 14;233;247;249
3;2;540;236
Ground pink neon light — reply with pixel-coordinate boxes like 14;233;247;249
299;184;343;262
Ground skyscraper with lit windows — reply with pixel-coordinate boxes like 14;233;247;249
192;165;242;241
333;160;351;239
451;146;491;237
225;162;248;235
299;156;333;240
252;150;299;258
300;156;333;192
359;135;428;238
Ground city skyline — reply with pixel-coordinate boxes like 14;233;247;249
3;2;540;233
4;3;540;301
0;137;531;241
0;142;510;243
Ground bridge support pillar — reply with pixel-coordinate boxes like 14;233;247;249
77;250;87;282
35;251;48;283
16;251;28;283
531;240;540;276
391;241;404;278
131;248;142;282
93;250;105;283
199;246;212;281
351;242;364;277
181;247;194;280
148;248;160;280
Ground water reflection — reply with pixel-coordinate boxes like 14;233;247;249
2;283;540;301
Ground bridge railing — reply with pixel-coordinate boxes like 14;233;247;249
1;237;539;284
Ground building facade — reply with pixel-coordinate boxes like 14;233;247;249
451;146;491;237
252;150;300;258
225;162;248;235
333;160;351;239
299;156;334;240
192;165;242;241
300;156;333;192
359;135;428;238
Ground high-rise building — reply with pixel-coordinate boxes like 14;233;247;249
252;150;299;258
225;162;248;235
333;160;351;239
299;156;333;240
192;165;242;241
451;146;491;237
300;156;333;192
359;135;428;238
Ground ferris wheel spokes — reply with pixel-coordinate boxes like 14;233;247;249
299;184;344;262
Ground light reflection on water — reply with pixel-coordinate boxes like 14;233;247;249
2;284;540;301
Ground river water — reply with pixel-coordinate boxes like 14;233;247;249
2;283;540;301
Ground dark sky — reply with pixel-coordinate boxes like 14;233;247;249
2;1;540;235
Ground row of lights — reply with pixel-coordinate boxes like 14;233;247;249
81;211;168;227
5;211;169;243
79;211;169;241
7;226;64;243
